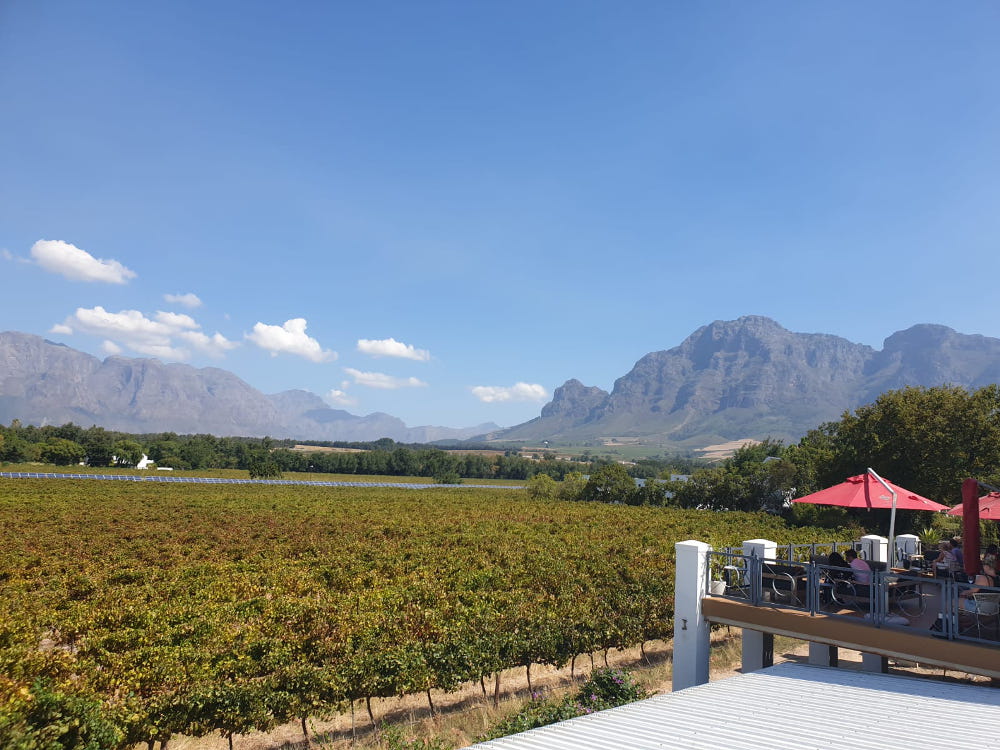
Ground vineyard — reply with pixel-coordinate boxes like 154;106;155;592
0;478;853;748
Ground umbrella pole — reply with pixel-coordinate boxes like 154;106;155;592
869;468;897;566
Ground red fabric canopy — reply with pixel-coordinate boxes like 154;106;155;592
947;491;1000;520
792;473;949;511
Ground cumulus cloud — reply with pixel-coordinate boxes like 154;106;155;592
246;318;336;363
30;240;136;284
357;337;431;361
343;367;427;390
471;382;549;403
59;306;237;360
101;340;123;355
164;292;202;309
49;323;73;335
326;389;358;407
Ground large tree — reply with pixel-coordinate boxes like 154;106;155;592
827;385;1000;504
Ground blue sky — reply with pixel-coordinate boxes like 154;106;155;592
2;2;999;430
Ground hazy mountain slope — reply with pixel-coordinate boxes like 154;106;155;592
0;331;496;442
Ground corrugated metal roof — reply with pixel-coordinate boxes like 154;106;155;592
467;663;1000;750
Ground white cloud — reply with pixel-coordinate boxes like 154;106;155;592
155;311;199;329
343;367;427;390
30;240;136;284
59;306;237;360
471;382;549;404
357;337;431;361
101;340;123;355
177;330;240;356
326;389;358;407
164;292;202;309
246;318;336;363
49;323;73;335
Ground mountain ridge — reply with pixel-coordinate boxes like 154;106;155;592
497;316;1000;446
0;331;497;443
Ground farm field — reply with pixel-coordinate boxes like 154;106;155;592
0;478;850;748
0;462;526;487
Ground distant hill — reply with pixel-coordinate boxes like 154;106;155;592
0;331;497;442
497;316;1000;447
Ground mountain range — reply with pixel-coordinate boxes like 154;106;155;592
0;331;497;443
495;316;1000;448
5;316;1000;449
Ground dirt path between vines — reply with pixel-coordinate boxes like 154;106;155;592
167;630;993;750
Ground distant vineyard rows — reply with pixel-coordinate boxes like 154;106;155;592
0;479;848;748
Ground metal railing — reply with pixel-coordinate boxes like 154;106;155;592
706;549;1000;646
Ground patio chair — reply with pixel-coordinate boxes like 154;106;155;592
959;593;1000;641
762;563;805;606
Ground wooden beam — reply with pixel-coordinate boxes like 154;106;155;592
702;597;1000;679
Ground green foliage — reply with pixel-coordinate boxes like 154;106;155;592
0;678;124;750
378;724;453;750
579;464;636;504
38;438;85;467
479;668;647;741
112;439;143;467
248;451;283;479
434;471;462;484
917;525;942;547
526;474;557;500
557;471;587;501
826;385;1000;504
0;478;852;745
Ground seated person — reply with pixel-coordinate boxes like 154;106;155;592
951;536;965;571
961;554;998;612
826;551;850;579
936;541;958;573
844;549;872;585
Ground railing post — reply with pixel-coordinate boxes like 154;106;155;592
741;539;775;673
673;540;711;691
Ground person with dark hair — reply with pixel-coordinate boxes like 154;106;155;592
952;536;965;570
844;548;871;585
827;551;848;577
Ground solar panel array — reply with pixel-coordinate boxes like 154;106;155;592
0;471;518;490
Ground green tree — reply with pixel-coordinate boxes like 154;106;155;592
38;437;86;466
248;451;282;479
579;464;637;504
828;385;1000;503
112;439;144;467
557;471;588;501
82;427;115;467
526;474;557;500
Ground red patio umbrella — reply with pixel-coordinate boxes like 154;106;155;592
946;491;1000;520
792;472;948;512
792;470;948;565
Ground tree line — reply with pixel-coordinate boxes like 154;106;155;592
0;423;697;483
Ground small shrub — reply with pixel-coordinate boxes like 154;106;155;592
478;669;647;741
379;723;453;750
434;471;462;485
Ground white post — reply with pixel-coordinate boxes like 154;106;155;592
673;540;711;691
808;642;838;667
896;533;919;565
860;534;888;564
743;538;776;561
741;539;776;672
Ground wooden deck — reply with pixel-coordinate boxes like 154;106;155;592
702;597;1000;679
